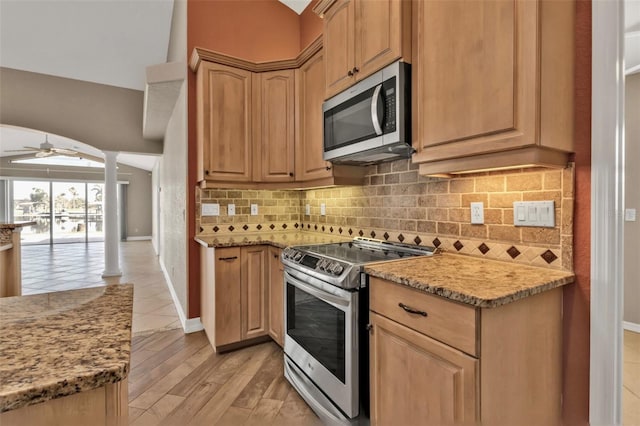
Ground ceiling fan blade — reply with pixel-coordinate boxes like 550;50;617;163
35;151;54;158
5;148;39;153
52;148;78;156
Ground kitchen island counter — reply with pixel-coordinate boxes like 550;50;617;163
0;284;133;415
365;253;574;308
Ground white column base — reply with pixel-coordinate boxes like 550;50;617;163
101;270;123;278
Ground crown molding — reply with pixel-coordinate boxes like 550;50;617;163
190;36;322;73
312;0;336;17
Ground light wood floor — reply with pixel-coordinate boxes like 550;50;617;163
624;330;640;426
128;329;322;426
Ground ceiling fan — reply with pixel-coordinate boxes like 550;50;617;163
6;134;79;158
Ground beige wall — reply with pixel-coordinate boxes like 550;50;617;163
157;81;188;315
196;160;574;271
0;67;162;155
0;157;152;237
625;73;640;325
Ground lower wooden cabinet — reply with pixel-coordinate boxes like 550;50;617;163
369;277;563;426
201;244;285;351
267;246;284;347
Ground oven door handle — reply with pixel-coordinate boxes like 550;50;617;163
285;271;351;308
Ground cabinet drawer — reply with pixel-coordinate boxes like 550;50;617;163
370;277;478;356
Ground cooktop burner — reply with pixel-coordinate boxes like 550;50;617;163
295;240;429;264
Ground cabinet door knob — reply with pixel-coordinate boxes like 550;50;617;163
353;67;359;74
325;165;332;171
347;69;354;77
205;170;210;175
289;172;294;177
398;302;428;317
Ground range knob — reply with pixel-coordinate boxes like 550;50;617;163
316;259;326;270
332;264;344;275
293;251;303;261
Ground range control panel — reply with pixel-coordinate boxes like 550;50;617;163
282;247;346;277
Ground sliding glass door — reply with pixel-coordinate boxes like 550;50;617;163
10;180;105;245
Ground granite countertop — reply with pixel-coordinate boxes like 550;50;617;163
0;284;133;413
0;222;37;230
365;253;575;308
195;231;352;248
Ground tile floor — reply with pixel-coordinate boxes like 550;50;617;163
21;241;182;336
624;329;640;426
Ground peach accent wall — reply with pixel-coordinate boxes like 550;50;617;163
563;0;591;424
300;0;323;49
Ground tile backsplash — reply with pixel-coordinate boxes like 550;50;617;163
196;160;574;271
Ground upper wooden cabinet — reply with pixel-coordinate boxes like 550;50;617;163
196;62;253;183
253;70;296;182
411;0;575;175
317;0;411;99
190;41;367;189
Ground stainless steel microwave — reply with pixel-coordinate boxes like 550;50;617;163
323;61;411;165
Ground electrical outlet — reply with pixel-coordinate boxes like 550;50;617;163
227;203;235;216
201;203;220;216
470;202;484;224
320;203;326;216
305;204;311;216
251;204;258;215
513;201;555;227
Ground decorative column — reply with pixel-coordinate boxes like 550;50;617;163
102;151;122;277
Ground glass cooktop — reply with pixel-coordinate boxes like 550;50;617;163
296;238;435;265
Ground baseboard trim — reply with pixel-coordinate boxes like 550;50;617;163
158;257;203;334
127;236;152;241
623;321;640;333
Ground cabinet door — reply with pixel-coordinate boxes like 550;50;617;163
323;0;356;99
412;0;534;162
370;312;478;426
197;61;253;182
267;246;284;347
255;70;296;182
241;246;269;340
214;247;242;346
295;50;333;181
354;0;409;81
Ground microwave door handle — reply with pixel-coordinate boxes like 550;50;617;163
371;83;384;136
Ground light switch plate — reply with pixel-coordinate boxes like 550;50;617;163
320;203;326;216
201;203;219;216
251;204;258;216
227;204;235;216
513;201;555;227
305;204;311;216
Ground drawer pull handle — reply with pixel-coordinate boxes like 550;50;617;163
218;256;238;261
398;303;428;317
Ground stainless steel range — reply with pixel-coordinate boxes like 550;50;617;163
282;237;436;424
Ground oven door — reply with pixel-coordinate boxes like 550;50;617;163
283;268;359;419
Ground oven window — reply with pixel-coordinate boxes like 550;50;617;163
286;283;346;384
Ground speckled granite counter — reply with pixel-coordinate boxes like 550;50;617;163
0;284;133;413
195;231;352;248
0;222;36;245
365;253;574;308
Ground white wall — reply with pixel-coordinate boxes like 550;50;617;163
625;72;640;325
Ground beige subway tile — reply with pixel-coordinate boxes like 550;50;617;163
449;179;474;193
562;163;575;198
504;209;514;224
449;208;470;223
418;195;437;207
489;192;522;208
437;194;461;207
389;207;408;218
369;198;384;207
483;208;503;224
378;162;392;174
385;174;400;185
209;190;227;198
460;224;488;239
399;220;417;232
407;207;427;220
522;191;562;205
461;193;488;205
561;235;574;271
400;171;419;183
384;218;400;230
475;176;505;192
371;218;385;228
392;160;409;172
506;173;543;191
488;225;521;242
544;171;562;190
428;208;449;221
561;199;574;235
357;217;371;227
427;180;449;194
437;222;460;236
377;186;392;196
417;220;436;233
370;175;384;186
521;227;561;245
409;161;420;170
